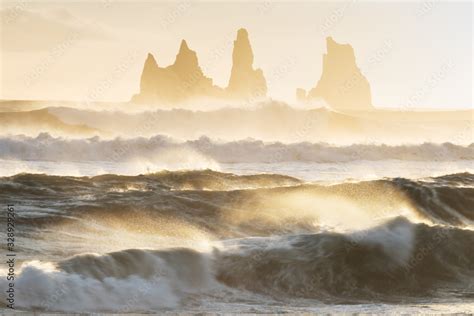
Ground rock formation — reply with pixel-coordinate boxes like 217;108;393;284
135;53;159;102
298;37;372;110
226;28;267;99
296;88;307;102
132;28;267;104
132;40;222;104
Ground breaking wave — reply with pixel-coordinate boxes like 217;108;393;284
1;171;473;231
2;218;474;312
0;133;472;163
216;217;474;301
1;171;473;312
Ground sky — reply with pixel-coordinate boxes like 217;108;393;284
0;0;472;109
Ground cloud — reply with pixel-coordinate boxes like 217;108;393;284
0;8;113;51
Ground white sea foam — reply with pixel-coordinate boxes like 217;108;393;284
0;249;216;312
0;133;471;164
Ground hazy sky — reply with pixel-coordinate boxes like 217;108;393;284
0;0;472;109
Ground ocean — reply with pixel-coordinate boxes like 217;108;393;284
1;0;472;312
0;141;473;313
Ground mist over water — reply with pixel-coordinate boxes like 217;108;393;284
1;100;472;144
1;0;473;311
0;170;474;313
0;99;473;313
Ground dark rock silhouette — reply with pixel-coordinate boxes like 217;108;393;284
226;28;267;99
132;29;266;104
298;37;372;110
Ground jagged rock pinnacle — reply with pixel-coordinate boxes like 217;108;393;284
179;39;190;52
173;39;201;78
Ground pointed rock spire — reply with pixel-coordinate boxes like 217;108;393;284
173;39;201;78
133;53;159;102
232;28;253;69
179;39;190;52
142;53;159;78
226;28;267;99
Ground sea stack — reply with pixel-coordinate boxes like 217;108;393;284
132;28;267;105
132;40;221;104
298;37;372;110
226;28;267;99
171;40;216;95
134;53;160;102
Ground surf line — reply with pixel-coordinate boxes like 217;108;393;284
5;204;16;309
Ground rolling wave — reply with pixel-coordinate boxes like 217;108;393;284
2;218;474;312
1;171;473;231
216;217;474;301
1;133;473;163
1;170;473;311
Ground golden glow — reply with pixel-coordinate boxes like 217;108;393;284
1;1;471;109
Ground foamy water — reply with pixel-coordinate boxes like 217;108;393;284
1;166;473;313
0;101;473;313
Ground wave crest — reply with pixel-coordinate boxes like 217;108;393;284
1;133;472;163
